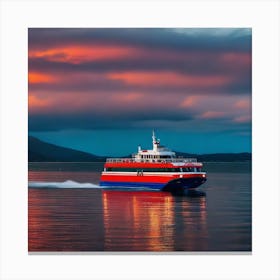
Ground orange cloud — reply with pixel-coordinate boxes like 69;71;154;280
29;45;139;64
107;71;231;87
234;99;250;109
29;95;50;109
112;93;142;103
28;72;56;84
180;96;202;108
199;111;226;119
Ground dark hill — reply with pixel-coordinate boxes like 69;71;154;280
176;151;251;162
28;136;251;162
28;136;106;162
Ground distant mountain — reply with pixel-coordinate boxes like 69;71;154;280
28;136;251;162
28;136;106;162
176;151;251;162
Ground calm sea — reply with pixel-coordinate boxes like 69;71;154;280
28;162;251;252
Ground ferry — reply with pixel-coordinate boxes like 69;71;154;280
100;131;207;193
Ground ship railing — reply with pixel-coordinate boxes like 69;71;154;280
106;158;198;163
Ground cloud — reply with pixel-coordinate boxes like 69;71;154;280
234;99;251;109
28;72;57;84
29;44;140;64
173;28;251;38
180;96;202;108
29;50;251;78
29;28;251;53
28;89;251;133
28;32;251;95
28;95;51;110
28;28;251;135
199;111;228;120
28;107;194;131
107;71;232;88
233;115;251;123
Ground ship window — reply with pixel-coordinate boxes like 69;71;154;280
160;155;171;159
182;167;196;172
107;167;183;172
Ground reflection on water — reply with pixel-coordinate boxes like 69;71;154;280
28;188;105;251
28;188;207;252
102;190;207;251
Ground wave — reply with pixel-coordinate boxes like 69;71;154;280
28;180;160;191
28;180;101;189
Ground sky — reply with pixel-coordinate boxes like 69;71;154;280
28;28;252;156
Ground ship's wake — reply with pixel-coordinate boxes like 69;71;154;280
28;180;159;191
28;180;101;189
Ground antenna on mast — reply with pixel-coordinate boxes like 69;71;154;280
152;129;156;143
152;129;160;150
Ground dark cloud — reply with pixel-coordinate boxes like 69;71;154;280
28;29;251;98
28;77;251;96
29;28;251;53
29;57;251;95
28;28;251;134
29;52;251;77
29;108;194;131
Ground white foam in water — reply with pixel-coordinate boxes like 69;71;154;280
28;180;101;189
28;181;160;191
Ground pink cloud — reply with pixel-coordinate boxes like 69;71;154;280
29;95;53;113
29;45;140;64
107;71;231;88
112;93;142;103
233;115;251;123
199;111;227;119
221;52;251;66
28;72;57;84
234;99;251;109
180;96;203;108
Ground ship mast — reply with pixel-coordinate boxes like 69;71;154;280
152;130;160;151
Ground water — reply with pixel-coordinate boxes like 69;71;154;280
28;162;251;252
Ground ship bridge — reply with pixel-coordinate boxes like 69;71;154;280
106;131;198;164
133;131;176;161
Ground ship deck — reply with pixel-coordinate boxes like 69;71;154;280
106;158;198;163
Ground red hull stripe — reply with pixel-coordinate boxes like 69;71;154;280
104;162;202;168
100;174;205;184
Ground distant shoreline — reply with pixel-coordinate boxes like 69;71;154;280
29;136;251;163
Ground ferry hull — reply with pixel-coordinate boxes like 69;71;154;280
161;177;207;192
100;173;206;192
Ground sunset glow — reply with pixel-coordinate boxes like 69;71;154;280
28;72;56;84
29;45;140;64
107;71;232;87
28;28;252;155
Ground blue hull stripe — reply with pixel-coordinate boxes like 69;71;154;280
100;181;164;190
